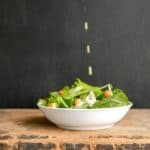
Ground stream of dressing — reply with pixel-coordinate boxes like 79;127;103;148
82;0;93;76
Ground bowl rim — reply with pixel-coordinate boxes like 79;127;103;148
37;102;133;111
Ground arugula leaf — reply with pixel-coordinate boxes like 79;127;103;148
93;88;130;108
48;92;69;108
38;98;47;106
38;78;131;109
70;78;103;98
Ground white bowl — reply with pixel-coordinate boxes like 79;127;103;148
38;102;132;130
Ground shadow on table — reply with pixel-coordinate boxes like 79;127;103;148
18;116;57;129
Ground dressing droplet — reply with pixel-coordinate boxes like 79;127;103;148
84;21;88;31
88;65;93;76
86;44;91;54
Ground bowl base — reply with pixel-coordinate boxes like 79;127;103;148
56;124;114;130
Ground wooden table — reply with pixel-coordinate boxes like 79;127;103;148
0;109;149;150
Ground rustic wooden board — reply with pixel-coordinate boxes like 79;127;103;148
0;109;150;150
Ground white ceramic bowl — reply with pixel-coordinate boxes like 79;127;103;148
38;102;132;130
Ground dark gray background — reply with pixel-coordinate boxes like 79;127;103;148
0;0;150;108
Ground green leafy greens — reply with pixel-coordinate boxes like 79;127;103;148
93;89;130;108
37;78;131;109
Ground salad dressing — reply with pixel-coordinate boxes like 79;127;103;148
84;21;88;31
85;91;96;106
82;0;93;76
88;65;93;76
86;44;91;54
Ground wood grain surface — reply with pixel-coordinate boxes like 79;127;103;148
0;109;150;149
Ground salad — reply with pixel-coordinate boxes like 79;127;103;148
38;78;131;109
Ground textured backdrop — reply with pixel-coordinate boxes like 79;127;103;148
0;0;150;107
